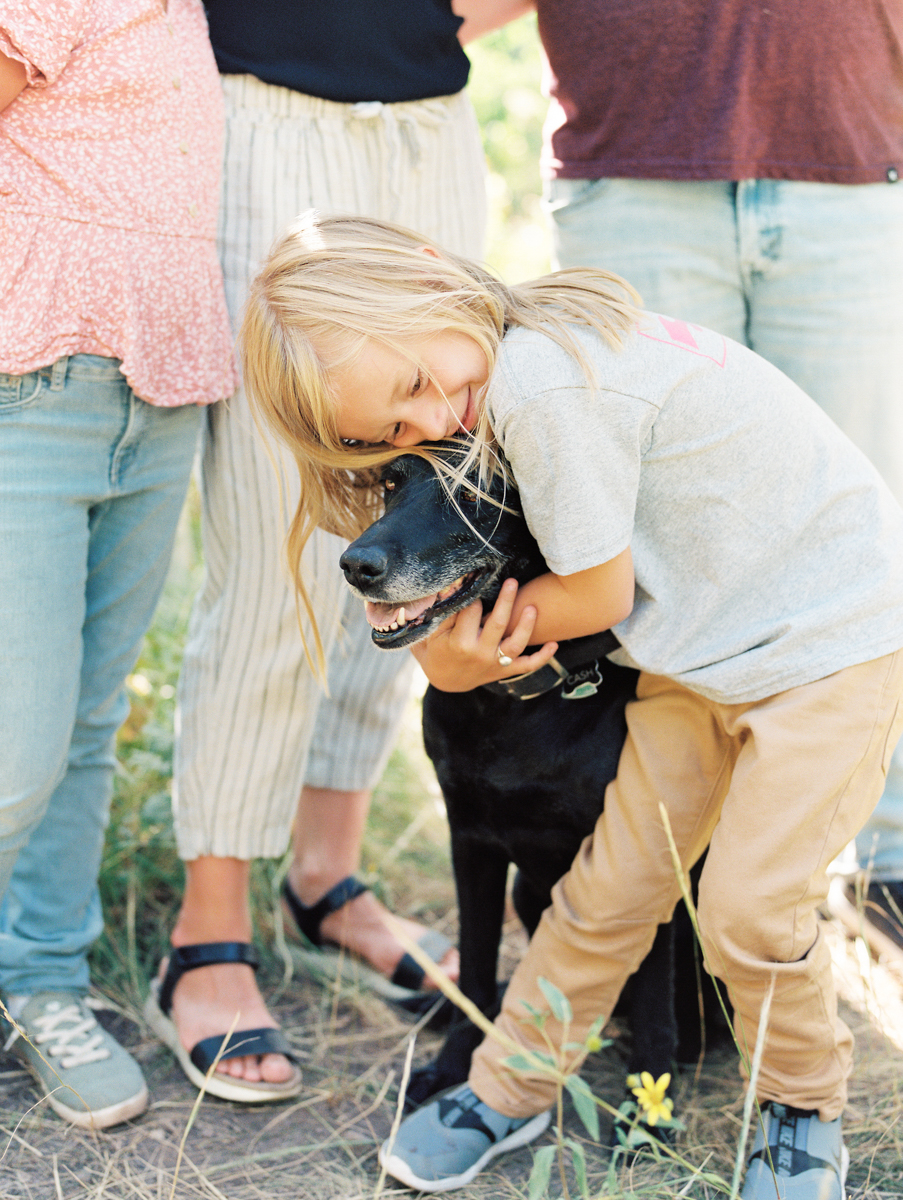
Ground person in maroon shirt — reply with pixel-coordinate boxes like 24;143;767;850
461;0;903;992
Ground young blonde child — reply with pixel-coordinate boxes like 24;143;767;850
240;212;903;1197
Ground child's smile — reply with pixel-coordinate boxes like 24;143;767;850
332;331;487;447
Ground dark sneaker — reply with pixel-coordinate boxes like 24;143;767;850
741;1102;848;1199
827;875;903;967
2;992;148;1128
379;1082;551;1192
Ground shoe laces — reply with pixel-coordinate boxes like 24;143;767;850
25;1001;110;1068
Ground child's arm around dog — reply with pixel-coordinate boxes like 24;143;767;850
411;549;635;692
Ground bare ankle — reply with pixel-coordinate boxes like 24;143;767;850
176;857;254;946
172;916;253;949
286;861;357;907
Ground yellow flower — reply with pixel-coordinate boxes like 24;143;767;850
629;1071;674;1126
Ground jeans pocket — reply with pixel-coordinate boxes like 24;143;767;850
543;177;611;216
0;370;44;411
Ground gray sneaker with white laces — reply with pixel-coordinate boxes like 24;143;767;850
379;1083;551;1192
741;1102;848;1199
2;991;148;1128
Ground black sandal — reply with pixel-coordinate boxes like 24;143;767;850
144;942;302;1103
282;875;454;1003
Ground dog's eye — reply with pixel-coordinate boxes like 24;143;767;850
460;488;479;504
384;479;396;492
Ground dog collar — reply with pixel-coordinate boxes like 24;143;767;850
482;630;621;701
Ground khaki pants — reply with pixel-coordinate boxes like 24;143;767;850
470;651;903;1121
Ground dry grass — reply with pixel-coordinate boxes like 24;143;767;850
3;926;903;1198
3;691;903;1199
4;544;903;1197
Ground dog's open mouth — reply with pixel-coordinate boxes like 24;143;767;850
366;569;487;647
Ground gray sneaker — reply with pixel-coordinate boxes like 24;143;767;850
379;1083;551;1192
2;991;148;1128
741;1102;849;1199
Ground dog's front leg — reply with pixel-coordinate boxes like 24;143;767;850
405;834;509;1108
625;920;677;1084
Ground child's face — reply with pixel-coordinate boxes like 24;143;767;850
332;332;488;448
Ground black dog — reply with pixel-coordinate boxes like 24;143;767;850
340;445;692;1122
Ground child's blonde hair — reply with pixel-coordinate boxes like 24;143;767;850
240;210;640;670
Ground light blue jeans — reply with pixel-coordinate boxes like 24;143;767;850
0;355;201;994
545;176;903;877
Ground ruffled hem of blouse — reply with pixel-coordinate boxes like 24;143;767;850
0;215;237;406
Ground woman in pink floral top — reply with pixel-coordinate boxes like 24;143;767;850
0;0;235;1130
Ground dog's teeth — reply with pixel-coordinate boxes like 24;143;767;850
398;607;406;626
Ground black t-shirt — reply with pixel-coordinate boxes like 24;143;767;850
204;0;470;103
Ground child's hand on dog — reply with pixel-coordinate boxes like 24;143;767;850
410;578;558;693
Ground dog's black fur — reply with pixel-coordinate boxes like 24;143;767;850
341;445;707;1115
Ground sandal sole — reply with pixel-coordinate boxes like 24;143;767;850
143;985;303;1104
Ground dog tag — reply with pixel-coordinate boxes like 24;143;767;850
561;662;602;700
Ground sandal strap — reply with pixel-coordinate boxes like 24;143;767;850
158;942;260;1017
390;952;426;993
190;1025;297;1073
389;928;453;992
282;875;370;947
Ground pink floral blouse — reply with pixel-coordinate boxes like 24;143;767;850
0;0;236;406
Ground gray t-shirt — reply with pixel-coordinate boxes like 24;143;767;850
487;318;903;703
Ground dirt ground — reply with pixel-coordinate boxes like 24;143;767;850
2;920;903;1200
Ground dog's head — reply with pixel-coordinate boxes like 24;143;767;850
340;443;544;650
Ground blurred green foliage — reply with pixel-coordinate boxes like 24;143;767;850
466;14;551;280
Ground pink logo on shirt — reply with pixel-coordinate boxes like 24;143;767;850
638;316;727;366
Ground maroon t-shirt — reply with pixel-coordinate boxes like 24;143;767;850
537;0;903;183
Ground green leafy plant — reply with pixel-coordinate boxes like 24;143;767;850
504;979;691;1200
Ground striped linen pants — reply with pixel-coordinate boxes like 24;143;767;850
172;75;487;859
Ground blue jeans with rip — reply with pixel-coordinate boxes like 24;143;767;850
0;355;201;994
544;176;903;877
